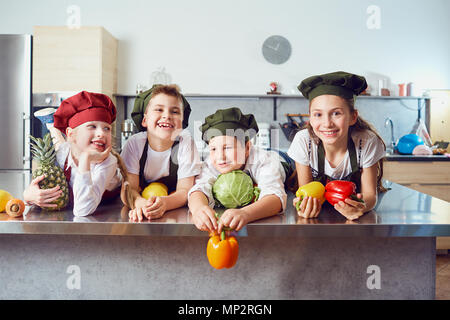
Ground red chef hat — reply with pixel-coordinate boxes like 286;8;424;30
54;91;117;134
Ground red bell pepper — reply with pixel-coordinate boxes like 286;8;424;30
324;180;364;206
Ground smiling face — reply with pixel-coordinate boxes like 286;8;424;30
142;93;183;141
208;135;250;174
67;121;112;153
309;95;358;147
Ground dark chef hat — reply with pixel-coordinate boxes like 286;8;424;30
298;71;368;101
54;91;116;134
200;107;259;143
131;84;191;131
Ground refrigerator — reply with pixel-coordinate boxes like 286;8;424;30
0;34;32;171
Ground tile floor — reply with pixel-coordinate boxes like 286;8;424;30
436;253;450;300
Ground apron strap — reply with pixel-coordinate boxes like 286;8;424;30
316;135;360;187
347;135;359;174
138;140;149;191
63;155;74;205
138;138;180;193
156;139;179;194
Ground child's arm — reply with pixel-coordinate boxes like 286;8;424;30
48;127;66;152
293;161;322;219
217;194;281;232
218;152;286;232
334;163;378;220
71;147;115;217
121;172;152;222
188;190;218;232
77;146;112;173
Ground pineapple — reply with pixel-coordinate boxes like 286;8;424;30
30;133;69;210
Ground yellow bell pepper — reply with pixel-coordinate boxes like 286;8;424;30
295;181;326;211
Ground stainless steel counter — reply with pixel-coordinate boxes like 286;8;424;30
1;170;449;237
384;154;450;161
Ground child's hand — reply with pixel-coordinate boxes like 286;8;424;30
191;205;217;232
23;175;63;208
128;196;168;221
217;208;249;232
80;145;112;164
334;193;366;220
128;196;156;222
145;196;167;220
294;196;321;219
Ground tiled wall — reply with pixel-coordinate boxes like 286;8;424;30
118;96;428;152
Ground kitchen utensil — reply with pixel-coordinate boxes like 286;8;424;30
279;113;308;141
34;107;56;125
254;122;271;149
433;141;449;149
397;134;424;154
121;119;135;149
412;145;432;155
398;83;406;96
407;82;415;96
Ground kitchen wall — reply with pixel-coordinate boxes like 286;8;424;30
118;95;423;152
0;0;449;95
1;0;448;149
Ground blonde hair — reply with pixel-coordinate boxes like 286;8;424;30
306;96;388;193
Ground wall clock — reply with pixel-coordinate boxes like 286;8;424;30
262;35;292;65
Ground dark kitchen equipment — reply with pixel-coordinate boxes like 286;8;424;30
433;141;449;149
32;93;75;140
279;113;309;141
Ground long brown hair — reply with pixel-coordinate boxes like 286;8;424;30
306;96;388;193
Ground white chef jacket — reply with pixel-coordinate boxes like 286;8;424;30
287;129;385;180
121;130;202;184
56;142;122;217
188;146;287;211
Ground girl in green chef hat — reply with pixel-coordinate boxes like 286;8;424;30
120;84;201;222
188;107;295;233
288;71;386;221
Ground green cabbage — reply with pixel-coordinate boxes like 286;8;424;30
212;170;260;208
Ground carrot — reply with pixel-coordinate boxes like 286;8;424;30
5;199;25;218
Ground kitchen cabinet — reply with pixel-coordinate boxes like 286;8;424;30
383;160;450;250
32;26;117;98
429;90;450;144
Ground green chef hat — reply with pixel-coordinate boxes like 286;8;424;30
201;107;259;143
298;71;367;101
131;84;191;131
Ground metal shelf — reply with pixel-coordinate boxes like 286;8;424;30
113;93;430;121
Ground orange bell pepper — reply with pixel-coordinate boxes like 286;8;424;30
207;231;239;269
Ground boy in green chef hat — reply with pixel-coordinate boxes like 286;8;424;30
120;84;201;222
287;71;386;221
188;107;293;233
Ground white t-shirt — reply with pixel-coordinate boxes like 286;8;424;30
56;142;122;217
188;146;287;211
287;129;385;180
121;130;201;183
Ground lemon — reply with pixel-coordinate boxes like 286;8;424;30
0;190;13;212
141;182;168;199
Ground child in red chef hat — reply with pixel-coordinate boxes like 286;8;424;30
23;91;122;217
